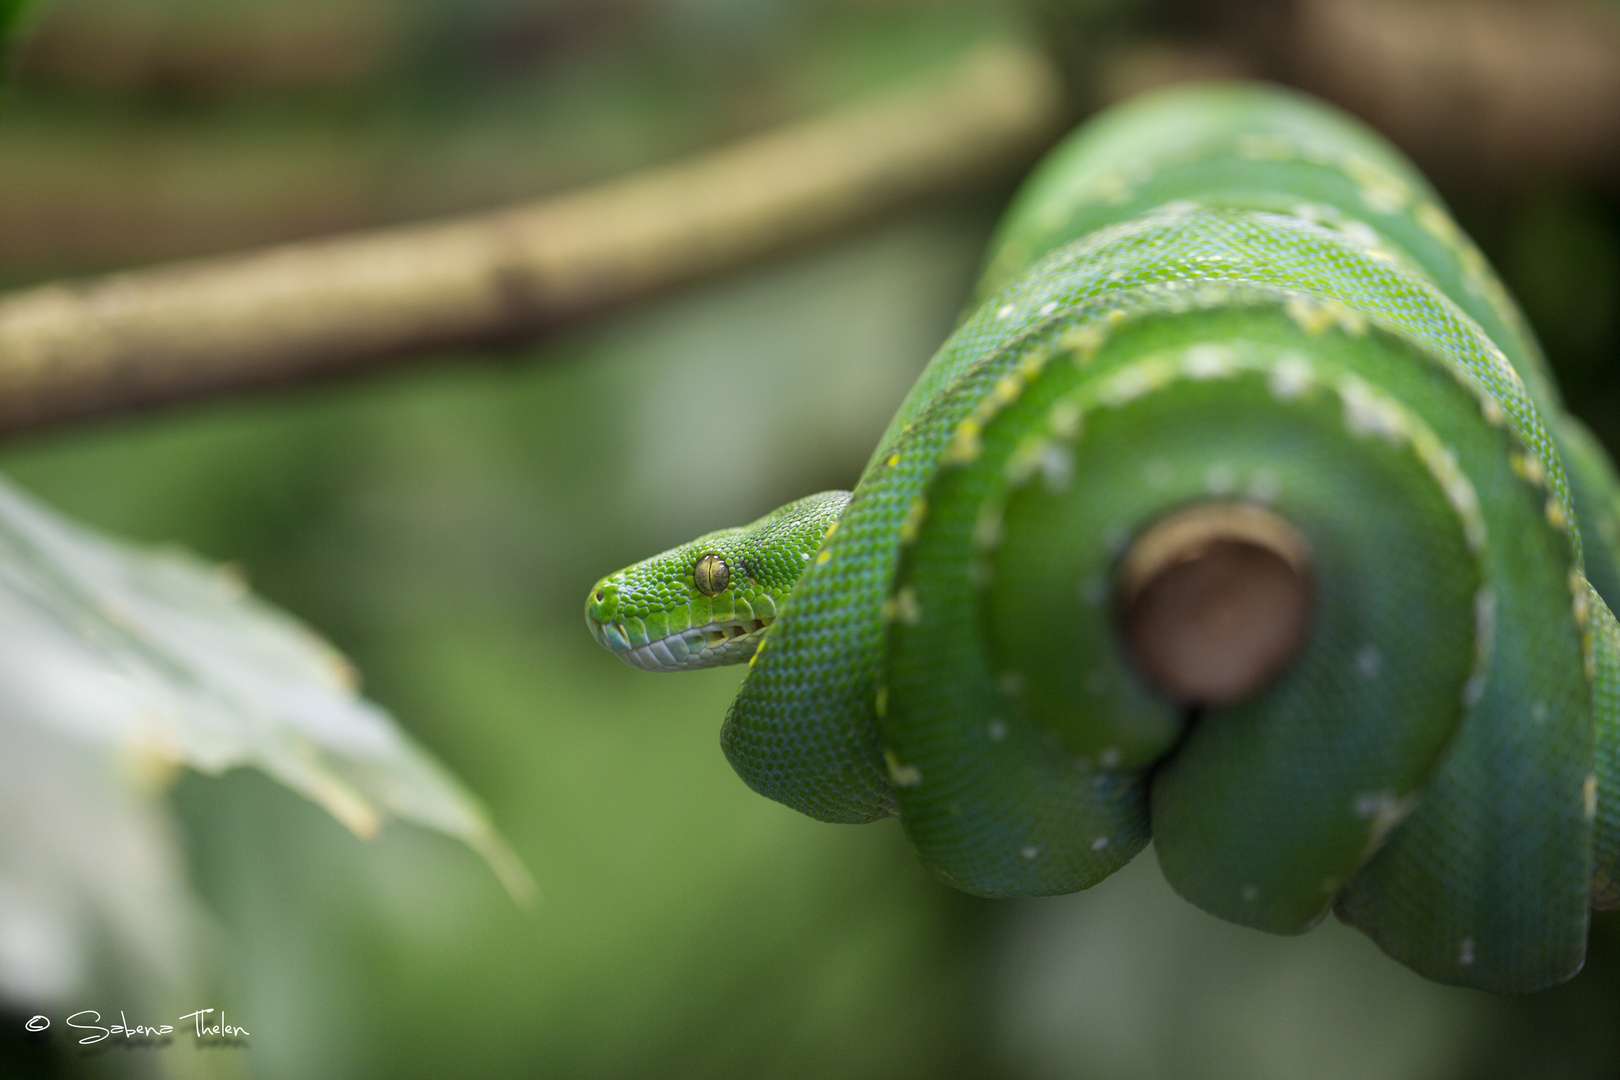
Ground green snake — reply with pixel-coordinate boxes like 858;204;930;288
585;82;1620;993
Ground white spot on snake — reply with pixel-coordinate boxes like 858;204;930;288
943;419;982;465
1459;938;1475;966
1095;172;1128;201
996;303;1016;320
974;506;1003;550
1269;354;1313;399
1048;400;1083;439
1338;376;1407;441
885;751;922;788
1020;346;1053;381
1099;747;1123;769
1038;301;1058;317
1341;220;1382;251
1353;791;1393;818
1021;845;1041;860
1286;296;1337;335
992;374;1023;406
1090;836;1110;852
1354;167;1408;213
1407;428;1487;552
1143;459;1173;489
1062;324;1107;366
1247;468;1281;504
899;497;928;544
1586;773;1599;820
1339;154;1407;205
1415;202;1459;245
800;552;811;562
1204;463;1236;496
1360;186;1403;215
1238;134;1295;160
1241;884;1259;902
1471;588;1496;698
1353;791;1413;846
1183;345;1231;379
1100;359;1175;406
988;719;1008;742
1041;444;1074;491
1006;437;1050;487
1355;645;1382;680
1531;700;1549;725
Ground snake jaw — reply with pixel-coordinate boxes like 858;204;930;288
588;617;632;654
585;489;850;669
585;580;782;669
607;615;775;671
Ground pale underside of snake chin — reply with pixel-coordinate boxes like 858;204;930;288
593;613;774;671
584;489;851;673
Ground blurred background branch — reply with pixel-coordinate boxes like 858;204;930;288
1234;0;1620;186
0;1;1617;439
0;42;1061;437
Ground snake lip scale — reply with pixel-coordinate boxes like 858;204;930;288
589;614;775;671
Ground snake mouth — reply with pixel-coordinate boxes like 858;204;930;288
591;615;776;671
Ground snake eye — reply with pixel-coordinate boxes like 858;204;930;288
694;553;730;596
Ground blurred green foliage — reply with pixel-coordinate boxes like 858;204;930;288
2;1;1620;1078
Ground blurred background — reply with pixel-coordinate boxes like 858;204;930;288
1;0;1619;1077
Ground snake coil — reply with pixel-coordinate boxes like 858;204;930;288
588;83;1620;993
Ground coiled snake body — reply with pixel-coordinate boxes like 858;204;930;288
587;83;1620;993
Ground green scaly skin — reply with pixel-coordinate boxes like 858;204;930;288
586;82;1620;994
586;491;848;671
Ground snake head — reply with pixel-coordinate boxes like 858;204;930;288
585;490;851;671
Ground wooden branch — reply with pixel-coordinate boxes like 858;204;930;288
0;42;1063;437
1283;0;1620;184
1097;1;1620;187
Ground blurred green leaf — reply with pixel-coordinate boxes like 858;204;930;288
0;470;530;1006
